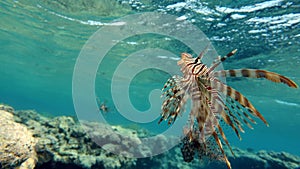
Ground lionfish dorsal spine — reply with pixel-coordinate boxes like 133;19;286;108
206;49;238;77
197;45;210;60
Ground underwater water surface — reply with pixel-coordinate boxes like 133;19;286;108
1;0;300;163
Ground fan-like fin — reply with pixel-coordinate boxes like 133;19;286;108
196;77;244;139
212;131;232;169
208;99;235;156
214;69;298;88
212;79;269;126
211;97;242;139
226;97;256;129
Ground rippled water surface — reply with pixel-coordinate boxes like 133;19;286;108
1;0;300;156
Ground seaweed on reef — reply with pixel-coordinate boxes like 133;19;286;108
158;45;298;169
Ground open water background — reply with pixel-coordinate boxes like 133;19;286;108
1;0;299;156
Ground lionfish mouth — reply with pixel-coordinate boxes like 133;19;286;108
158;46;298;169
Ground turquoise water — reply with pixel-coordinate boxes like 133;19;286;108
1;0;300;159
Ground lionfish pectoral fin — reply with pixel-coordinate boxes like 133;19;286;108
221;110;242;140
255;69;298;88
212;79;269;126
158;116;165;124
210;99;240;156
225;97;257;130
205;112;233;168
217;124;235;157
212;132;232;169
212;98;243;140
214;69;298;88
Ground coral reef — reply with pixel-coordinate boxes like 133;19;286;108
0;105;37;169
12;109;137;169
207;148;300;169
0;104;299;169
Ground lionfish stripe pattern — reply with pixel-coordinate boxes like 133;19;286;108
214;69;298;88
159;47;298;169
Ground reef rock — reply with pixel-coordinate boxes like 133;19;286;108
12;109;137;169
1;104;299;169
0;105;37;169
204;147;300;169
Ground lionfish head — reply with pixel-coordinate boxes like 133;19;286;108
178;53;206;76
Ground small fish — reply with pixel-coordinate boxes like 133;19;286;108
96;97;109;114
159;46;298;169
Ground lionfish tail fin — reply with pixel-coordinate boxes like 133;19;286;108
214;69;298;88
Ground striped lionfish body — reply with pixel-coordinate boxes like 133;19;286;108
159;47;298;169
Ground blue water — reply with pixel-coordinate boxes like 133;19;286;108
1;0;300;158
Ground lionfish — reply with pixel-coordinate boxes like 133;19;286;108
158;46;298;169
